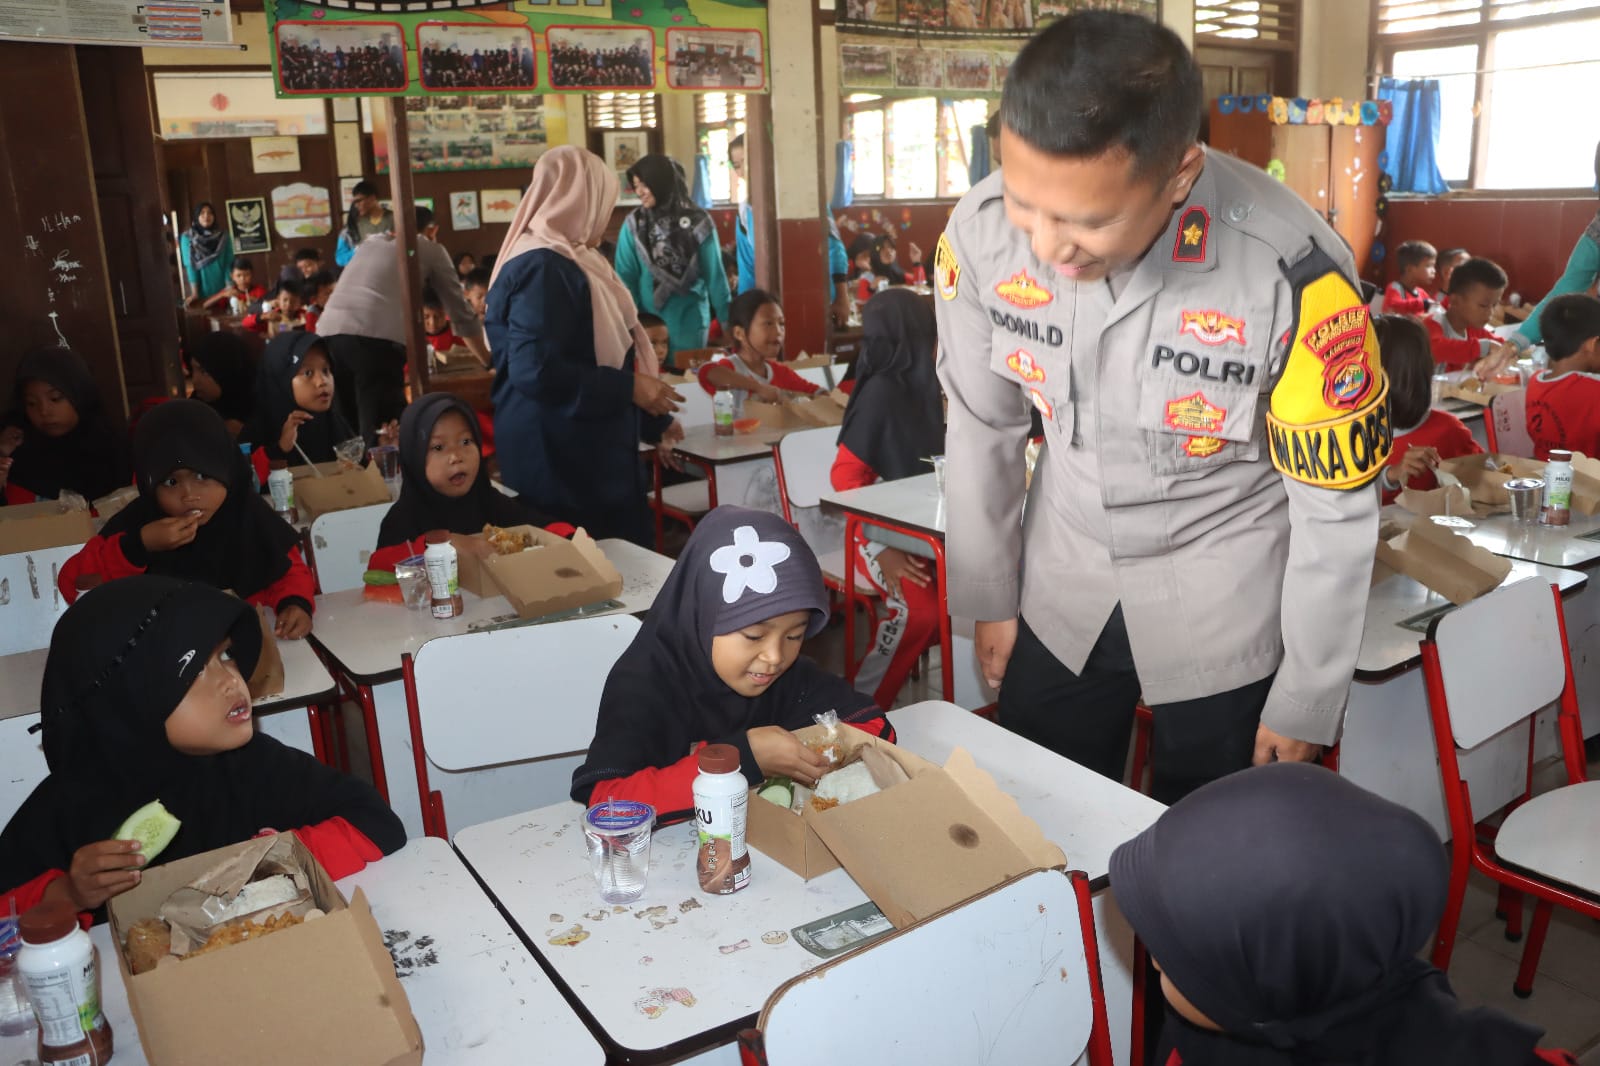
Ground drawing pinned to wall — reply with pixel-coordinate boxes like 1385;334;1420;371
450;191;480;232
226;197;272;254
603;131;650;204
480;190;522;224
250;136;301;174
270;183;332;238
334;122;363;178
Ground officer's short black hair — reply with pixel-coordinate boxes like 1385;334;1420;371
1374;314;1435;429
462;267;491;292
1395;240;1437;273
999;11;1202;181
1541;294;1600;362
1447;257;1508;296
415;205;435;231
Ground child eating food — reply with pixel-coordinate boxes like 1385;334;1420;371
247;331;358;467
0;576;403;920
571;507;891;820
696;289;818;417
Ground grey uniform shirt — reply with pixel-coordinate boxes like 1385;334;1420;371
317;233;482;345
934;150;1383;746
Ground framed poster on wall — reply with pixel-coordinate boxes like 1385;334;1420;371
225;197;271;254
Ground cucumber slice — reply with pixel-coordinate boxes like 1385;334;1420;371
363;569;398;586
114;800;181;862
758;781;794;808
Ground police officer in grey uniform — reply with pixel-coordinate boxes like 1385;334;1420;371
934;13;1389;803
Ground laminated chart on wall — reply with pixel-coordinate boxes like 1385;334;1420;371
0;0;233;48
264;0;768;98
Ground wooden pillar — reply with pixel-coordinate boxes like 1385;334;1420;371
746;93;780;293
382;98;430;397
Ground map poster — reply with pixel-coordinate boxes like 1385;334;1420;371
265;0;768;98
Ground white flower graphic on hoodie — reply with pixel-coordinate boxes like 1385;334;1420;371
709;525;791;604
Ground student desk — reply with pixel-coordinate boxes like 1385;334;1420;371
662;424;788;520
309;539;671;837
1343;560;1586;840
0;839;604;1066
453;700;1163;1066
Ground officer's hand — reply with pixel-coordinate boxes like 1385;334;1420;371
975;618;1018;690
1252;723;1323;766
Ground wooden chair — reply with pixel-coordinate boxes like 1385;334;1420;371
307;503;390;594
1484;389;1533;458
1421;578;1600;997
737;869;1114;1066
400;615;641;838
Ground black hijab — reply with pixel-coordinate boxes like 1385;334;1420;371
4;346;126;502
0;576;404;901
838;289;943;482
375;393;549;549
246;331;355;463
625;154;714;308
870;236;907;286
1110;763;1549;1066
102;400;301;601
188;332;256;426
571;506;878;815
186;201;227;276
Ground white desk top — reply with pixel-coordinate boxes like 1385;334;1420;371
0;840;603;1066
452;699;1161;1056
1459;512;1600;570
311;539;670;684
1357;560;1586;679
0;646;48;722
673;424;785;465
820;472;946;538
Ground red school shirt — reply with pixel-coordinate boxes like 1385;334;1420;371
695;352;820;397
1382;408;1483;503
1526;370;1600;461
1425;311;1499;371
1382;281;1432;316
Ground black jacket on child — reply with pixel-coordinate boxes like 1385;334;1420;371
838;288;944;481
188;331;257;429
247;331;356;464
4;346;127;502
0;577;404;905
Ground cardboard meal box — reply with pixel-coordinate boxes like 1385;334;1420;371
106;834;423;1066
289;462;391;525
1441;379;1520;407
1567;452;1600;516
455;525;622;618
747;724;1066;929
744;390;848;431
1411;453;1549;515
0;498;96;554
1374;517;1512;605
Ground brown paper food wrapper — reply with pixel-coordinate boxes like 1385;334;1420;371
1373;518;1512;605
1397;484;1475;518
1441;379;1519;407
159;835;313;955
1567;452;1600;516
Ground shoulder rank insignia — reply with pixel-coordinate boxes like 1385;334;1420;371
1173;206;1209;263
1266;246;1392;489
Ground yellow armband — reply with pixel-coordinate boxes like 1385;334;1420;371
1265;261;1392;489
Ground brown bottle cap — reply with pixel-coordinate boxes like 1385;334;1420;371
1549;450;1573;462
269;459;289;470
425;529;450;545
698;743;741;774
19;900;77;946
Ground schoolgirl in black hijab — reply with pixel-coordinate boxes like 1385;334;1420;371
837;288;943;483
0;577;403;919
246;331;357;464
1;346;126;504
571;506;890;821
1110;763;1572;1066
185;331;257;434
370;393;561;571
59;400;316;639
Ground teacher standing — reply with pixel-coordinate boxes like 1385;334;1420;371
486;146;683;546
180;202;232;308
614;154;731;355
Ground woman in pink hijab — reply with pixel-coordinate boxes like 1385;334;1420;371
485;146;684;546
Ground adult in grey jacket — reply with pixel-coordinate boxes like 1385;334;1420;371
935;13;1387;803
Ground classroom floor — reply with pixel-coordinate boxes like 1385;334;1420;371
808;621;1600;1061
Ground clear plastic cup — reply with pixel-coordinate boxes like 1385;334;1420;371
369;445;401;499
930;455;946;496
583;800;654;905
394;556;430;609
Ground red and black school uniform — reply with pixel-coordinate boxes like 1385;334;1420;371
1381;409;1483;504
2;347;128;506
1382;281;1432;316
1426;310;1500;371
1526;370;1600;461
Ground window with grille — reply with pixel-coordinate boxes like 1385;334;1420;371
846;95;992;201
1194;0;1300;42
697;93;747;203
1376;0;1600;189
585;92;660;130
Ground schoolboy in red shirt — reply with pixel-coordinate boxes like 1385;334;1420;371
1383;240;1436;316
1526;294;1600;461
1373;315;1482;503
202;257;267;314
422;287;462;353
1434;247;1469;309
1426;257;1507;371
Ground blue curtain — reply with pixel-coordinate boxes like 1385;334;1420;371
831;141;854;210
968;124;991;185
691;154;713;209
1377;76;1451;195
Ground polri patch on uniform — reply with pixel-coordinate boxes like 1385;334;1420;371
935;234;960;301
1173;206;1209;263
1029;388;1054;421
1164;392;1226;435
1183;436;1226;458
1178;309;1245;347
1005;350;1046;384
994;270;1053;309
1300;305;1377;411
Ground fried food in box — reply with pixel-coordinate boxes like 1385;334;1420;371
483;523;534;555
125;918;172;975
186;911;305;960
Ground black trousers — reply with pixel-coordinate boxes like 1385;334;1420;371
326;334;408;444
998;609;1271;805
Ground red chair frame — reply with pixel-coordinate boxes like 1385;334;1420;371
841;512;953;703
1422;582;1600;997
650;453;716;552
401;651;449;839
